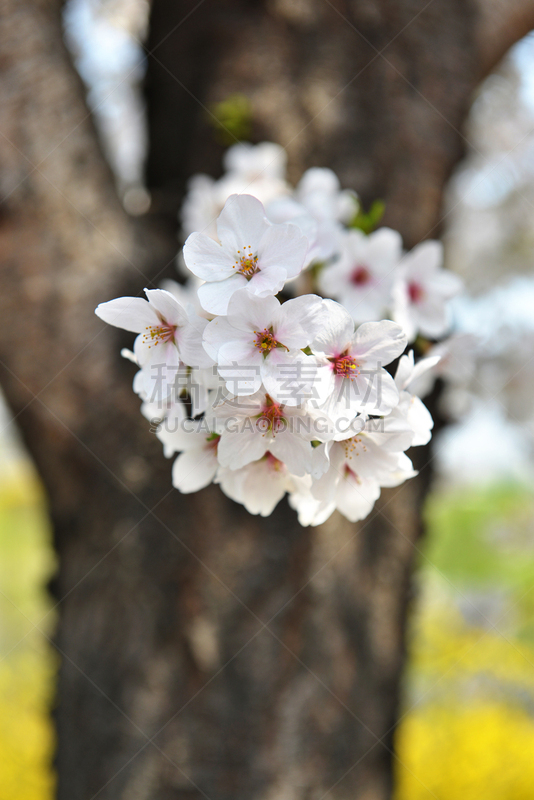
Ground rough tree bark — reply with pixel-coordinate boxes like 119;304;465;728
0;2;533;800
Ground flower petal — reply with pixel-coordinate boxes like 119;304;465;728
144;289;188;326
274;294;325;348
183;232;234;281
197;273;248;315
172;448;218;493
217;429;268;469
95;297;157;333
311;299;354;357
216;194;271;253
256;222;308;278
247;265;287;297
217;340;262;395
203;316;243;360
226;289;280;333
351;320;407;367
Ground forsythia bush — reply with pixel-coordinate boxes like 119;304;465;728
0;470;56;800
396;701;534;800
395;493;534;800
0;652;55;800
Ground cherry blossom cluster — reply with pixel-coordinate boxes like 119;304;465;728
95;142;465;525
178;141;463;341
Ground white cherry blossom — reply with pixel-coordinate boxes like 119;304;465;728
392;240;463;341
289;471;380;526
203;289;325;403
155;407;221;493
96;288;213;400
302;417;415;522
391;350;441;445
223;141;288;183
310;300;407;425
212;391;320;476
216;454;294;516
181;143;289;240
266;167;357;266
96;143;444;525
287;476;336;527
318;228;402;322
296;167;357;228
183;194;308;314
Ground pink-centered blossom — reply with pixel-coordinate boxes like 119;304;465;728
95;288;213;399
212;391;321;476
318;227;402;322
310;300;407;425
203;289;325;404
392;240;463;341
216;453;294;517
183;194;309;315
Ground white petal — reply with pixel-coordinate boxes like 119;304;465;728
403;240;443;277
217;429;268;469
197;274;248;315
121;348;138;365
406;395;434;445
311;299;355;356
226;289;280;333
364;412;414;452
415;298;450;338
269;432;313;477
95;297;157;333
335;475;380;522
262;352;321;406
379;453;417;487
241;461;289;515
216;194;271;253
351;320;407;367
144;289;187;326
394;351;415;390
183;232;235;281
298;167;339;197
172;448;218;493
365;227;403;267
351;369;400;415
404;354;441;391
256;222;308;278
217;341;262;395
178;319;214;369
274;294;325;349
156;407;196;456
247;265;287;296
203;316;243;360
427;269;463;297
391;280;416;339
289;488;335;527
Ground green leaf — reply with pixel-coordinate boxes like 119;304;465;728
349;199;386;234
208;94;253;145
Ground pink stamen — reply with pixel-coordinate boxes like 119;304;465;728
259;396;286;433
408;281;424;304
350;265;371;286
254;328;278;354
331;353;359;378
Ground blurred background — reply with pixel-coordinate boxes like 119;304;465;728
2;1;534;797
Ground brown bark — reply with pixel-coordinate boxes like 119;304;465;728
1;1;534;799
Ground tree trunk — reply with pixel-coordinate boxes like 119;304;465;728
1;2;533;799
